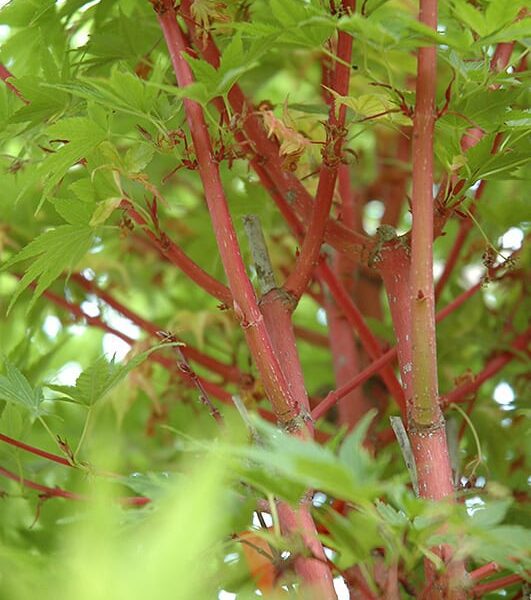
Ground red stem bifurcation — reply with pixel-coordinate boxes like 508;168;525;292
121;199;232;306
154;1;299;426
178;0;368;261
285;0;355;303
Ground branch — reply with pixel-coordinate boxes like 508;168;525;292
41;286;233;405
469;562;500;583
285;0;355;302
318;262;406;413
472;573;524;596
314;257;516;420
293;325;329;348
121;199;232;306
178;0;369;261
0;433;71;467
442;328;530;406
153;1;300;427
0;464;150;506
312;346;397;421
156;330;224;424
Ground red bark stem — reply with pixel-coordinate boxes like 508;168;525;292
285;0;355;302
154;0;298;425
408;0;466;595
409;0;440;427
0;433;71;467
121;199;232;305
0;464;150;506
468;562;500;583
472;573;523;595
318;262;406;413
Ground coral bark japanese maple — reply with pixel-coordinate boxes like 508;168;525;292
0;0;529;599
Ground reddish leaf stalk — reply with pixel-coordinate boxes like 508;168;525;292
0;63;28;103
153;1;299;423
0;465;83;500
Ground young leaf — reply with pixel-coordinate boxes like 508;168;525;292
47;343;178;406
0;359;45;419
40;117;107;200
2;225;94;312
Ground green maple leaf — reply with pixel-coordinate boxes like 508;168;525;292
2;225;94;312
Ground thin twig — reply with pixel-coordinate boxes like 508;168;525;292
156;330;224;424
